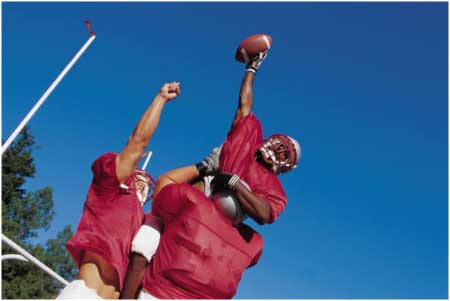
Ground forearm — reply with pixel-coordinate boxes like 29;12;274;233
120;253;149;299
116;82;180;183
154;165;200;199
239;71;254;109
130;95;166;147
232;71;255;127
234;181;270;224
116;95;167;183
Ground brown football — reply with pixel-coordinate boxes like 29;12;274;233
235;34;272;63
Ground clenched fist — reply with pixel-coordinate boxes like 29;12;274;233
159;82;180;101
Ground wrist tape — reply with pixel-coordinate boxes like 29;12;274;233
228;174;240;190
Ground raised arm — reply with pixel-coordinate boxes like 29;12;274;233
231;51;267;128
115;82;180;183
231;71;255;128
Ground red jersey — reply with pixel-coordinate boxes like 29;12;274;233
141;183;263;299
66;153;146;290
219;113;287;223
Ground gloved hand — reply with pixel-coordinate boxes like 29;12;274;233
246;51;268;73
211;172;240;191
195;145;222;177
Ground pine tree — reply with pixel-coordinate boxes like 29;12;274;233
2;127;77;299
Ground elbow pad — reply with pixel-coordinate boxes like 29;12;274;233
131;225;161;262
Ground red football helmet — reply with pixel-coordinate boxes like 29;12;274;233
259;134;301;174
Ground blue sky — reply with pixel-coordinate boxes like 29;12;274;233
2;2;448;299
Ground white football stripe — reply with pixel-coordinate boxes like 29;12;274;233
262;35;271;49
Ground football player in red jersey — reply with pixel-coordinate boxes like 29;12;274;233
121;157;264;299
56;82;181;299
212;51;301;225
120;50;301;299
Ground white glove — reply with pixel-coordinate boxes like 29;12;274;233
196;145;222;176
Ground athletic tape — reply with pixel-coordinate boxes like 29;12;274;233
229;175;240;190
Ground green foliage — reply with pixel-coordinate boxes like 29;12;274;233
2;255;56;299
3;187;55;242
2;127;77;299
43;225;78;280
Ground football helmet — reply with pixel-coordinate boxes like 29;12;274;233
258;134;301;174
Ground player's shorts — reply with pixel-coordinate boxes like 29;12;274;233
56;280;101;299
138;289;159;299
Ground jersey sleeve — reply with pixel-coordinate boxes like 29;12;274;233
249;250;263;268
252;176;287;224
90;152;120;192
219;113;264;175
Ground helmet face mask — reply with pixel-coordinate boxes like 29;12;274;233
258;134;301;174
134;170;155;206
